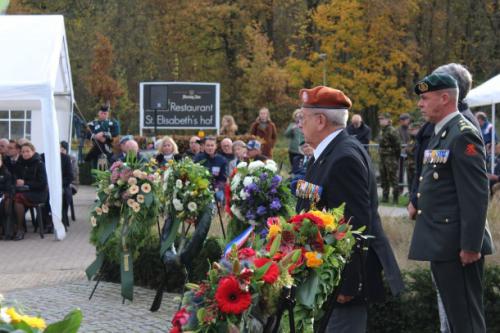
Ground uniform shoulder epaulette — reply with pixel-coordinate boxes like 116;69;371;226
457;119;473;133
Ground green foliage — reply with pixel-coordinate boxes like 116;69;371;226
43;309;82;333
367;266;500;332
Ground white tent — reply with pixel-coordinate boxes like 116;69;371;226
465;74;500;174
0;15;75;240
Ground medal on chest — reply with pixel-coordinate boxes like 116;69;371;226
423;149;450;164
296;179;323;203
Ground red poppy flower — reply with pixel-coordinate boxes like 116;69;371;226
238;247;256;260
289;213;325;229
253;257;280;284
215;276;252;315
171;307;190;329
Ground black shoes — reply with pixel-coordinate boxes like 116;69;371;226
14;231;25;241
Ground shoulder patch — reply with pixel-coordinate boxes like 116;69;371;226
465;143;478;156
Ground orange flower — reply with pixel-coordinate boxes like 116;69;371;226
309;210;336;232
305;251;323;268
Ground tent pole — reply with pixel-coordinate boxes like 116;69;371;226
492;103;496;174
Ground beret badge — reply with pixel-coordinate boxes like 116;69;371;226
417;82;428;93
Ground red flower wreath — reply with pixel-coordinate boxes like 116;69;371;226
215;275;252;315
253;257;280;284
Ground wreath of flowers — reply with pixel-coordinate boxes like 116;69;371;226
163;158;213;224
88;154;163;300
169;205;360;333
226;160;294;237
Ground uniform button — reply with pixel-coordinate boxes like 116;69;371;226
445;218;449;223
417;210;422;215
417;193;421;198
419;176;423;181
433;165;437;168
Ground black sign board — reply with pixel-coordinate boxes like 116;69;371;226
140;82;220;133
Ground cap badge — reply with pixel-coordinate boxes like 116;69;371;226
417;82;429;92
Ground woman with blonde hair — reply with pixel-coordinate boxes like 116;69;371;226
155;136;181;165
220;115;238;136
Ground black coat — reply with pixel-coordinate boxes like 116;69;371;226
296;130;404;304
346;122;372;145
16;153;48;203
3;156;20;179
0;165;13;194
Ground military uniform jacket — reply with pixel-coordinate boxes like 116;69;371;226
86;119;120;143
379;125;401;157
296;130;404;302
409;114;494;261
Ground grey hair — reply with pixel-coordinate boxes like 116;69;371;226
433;63;472;102
318;109;349;127
442;88;459;105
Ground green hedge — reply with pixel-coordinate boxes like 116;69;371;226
367;266;500;332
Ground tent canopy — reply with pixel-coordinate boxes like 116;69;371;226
0;15;75;240
465;74;500;108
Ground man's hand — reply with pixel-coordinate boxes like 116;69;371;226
459;250;481;266
95;132;106;143
407;202;417;220
16;179;24;186
336;294;353;304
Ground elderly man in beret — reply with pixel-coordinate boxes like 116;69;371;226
409;73;493;333
296;86;403;332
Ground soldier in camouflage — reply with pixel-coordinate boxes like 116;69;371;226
378;113;401;203
406;121;421;194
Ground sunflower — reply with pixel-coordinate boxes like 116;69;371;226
214;276;252;315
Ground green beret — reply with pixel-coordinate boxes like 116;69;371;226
378;112;391;119
414;73;458;95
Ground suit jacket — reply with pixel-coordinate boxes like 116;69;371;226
297;130;404;303
409;114;494;261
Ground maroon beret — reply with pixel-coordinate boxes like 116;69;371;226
299;86;352;109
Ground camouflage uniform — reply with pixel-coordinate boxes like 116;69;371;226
406;134;417;194
379;124;401;202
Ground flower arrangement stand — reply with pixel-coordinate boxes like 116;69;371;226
272;286;297;333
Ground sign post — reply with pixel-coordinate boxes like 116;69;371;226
140;82;220;136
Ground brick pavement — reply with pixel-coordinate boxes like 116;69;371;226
0;186;177;332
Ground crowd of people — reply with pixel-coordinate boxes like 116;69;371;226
0;139;78;241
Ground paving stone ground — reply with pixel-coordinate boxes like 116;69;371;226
0;186;177;332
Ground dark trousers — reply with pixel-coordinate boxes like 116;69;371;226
431;258;486;333
325;303;367;333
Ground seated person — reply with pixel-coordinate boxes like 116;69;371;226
247;140;267;162
0;155;14;240
4;140;21;178
228;140;247;172
194;136;227;203
219;138;234;161
60;141;79;194
13;142;48;240
155;136;181;165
